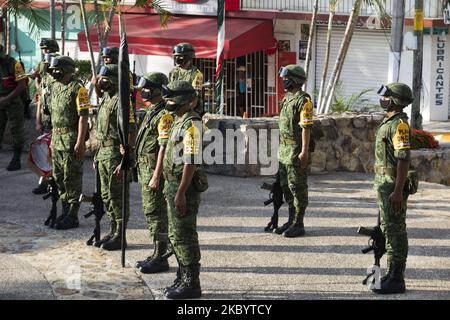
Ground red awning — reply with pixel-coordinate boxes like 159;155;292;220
77;14;276;59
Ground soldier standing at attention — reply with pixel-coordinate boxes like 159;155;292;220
275;65;313;238
93;64;136;251
169;43;204;116
133;72;173;274
372;83;414;294
48;56;90;230
0;44;27;171
161;80;205;299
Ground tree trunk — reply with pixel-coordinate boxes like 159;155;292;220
95;0;117;70
5;9;10;55
93;0;104;70
318;10;335;114
323;0;362;114
79;0;96;79
303;0;319;90
61;0;66;55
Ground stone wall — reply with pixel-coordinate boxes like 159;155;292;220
411;147;450;186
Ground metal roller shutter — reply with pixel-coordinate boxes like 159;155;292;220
315;27;391;105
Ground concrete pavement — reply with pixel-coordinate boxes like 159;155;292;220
0;147;449;300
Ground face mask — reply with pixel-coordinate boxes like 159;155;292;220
379;98;392;110
175;56;186;66
283;79;295;90
166;102;181;112
98;79;112;92
51;70;64;81
141;88;160;102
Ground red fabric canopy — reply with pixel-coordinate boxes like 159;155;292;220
77;14;276;59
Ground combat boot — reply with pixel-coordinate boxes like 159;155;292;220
165;264;202;300
139;241;169;274
94;219;117;248
283;207;306;238
381;256;393;283
50;200;70;228
164;255;183;295
273;206;295;235
375;261;406;294
101;221;127;251
54;203;80;230
6;148;22;171
32;180;48;195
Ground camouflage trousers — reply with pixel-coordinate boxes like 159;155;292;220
164;180;201;267
0;100;24;149
375;176;409;263
138;162;167;242
279;162;308;213
52;149;83;204
98;156;129;224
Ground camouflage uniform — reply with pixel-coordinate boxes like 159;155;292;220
0;55;26;168
36;60;55;132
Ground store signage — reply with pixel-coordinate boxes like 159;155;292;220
160;0;239;16
435;34;446;106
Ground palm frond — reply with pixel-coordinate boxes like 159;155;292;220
134;0;171;27
364;0;391;24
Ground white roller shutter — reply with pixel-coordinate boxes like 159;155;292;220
315;27;391;106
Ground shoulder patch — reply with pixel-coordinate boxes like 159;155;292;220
183;120;201;155
158;113;174;139
76;86;91;112
299;97;314;126
393;120;411;150
14;61;26;81
192;70;204;91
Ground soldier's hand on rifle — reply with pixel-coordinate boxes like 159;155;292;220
149;175;160;190
119;144;125;156
91;75;97;86
174;190;187;217
114;164;123;181
298;151;308;169
389;191;403;215
74;142;86;160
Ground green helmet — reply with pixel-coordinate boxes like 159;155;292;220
173;43;195;59
279;64;306;85
40;38;60;52
378;83;414;107
97;64;119;84
135;72;168;89
162;80;196;106
101;47;119;63
49;55;75;74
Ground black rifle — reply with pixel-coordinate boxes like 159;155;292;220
261;172;284;232
43;177;59;228
357;213;386;286
154;232;175;260
80;162;105;246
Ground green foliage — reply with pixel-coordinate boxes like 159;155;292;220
330;82;374;113
74;59;92;84
4;0;50;40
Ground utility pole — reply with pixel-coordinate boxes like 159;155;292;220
411;0;424;129
388;0;405;83
50;0;56;40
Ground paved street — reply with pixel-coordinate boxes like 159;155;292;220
0;147;449;300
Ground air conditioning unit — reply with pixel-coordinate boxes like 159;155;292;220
445;3;450;24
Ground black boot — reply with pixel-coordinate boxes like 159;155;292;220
54;203;80;230
165;264;202;300
94;219;117;248
33;180;48;195
49;200;69;228
283;207;306;238
101;221;127;251
164;255;183;295
381;256;393;284
139;241;170;274
273;206;295;235
375;261;406;294
6;148;22;171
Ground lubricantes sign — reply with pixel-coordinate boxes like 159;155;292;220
160;0;239;16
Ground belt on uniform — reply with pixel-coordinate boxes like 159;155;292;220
280;137;298;145
137;153;157;164
374;165;396;177
52;127;75;135
98;139;119;148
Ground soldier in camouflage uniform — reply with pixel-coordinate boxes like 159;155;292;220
275;65;313;238
48;56;90;230
161;80;204;299
169;43;204;116
93;64;136;251
372;83;414;294
133;72;173;274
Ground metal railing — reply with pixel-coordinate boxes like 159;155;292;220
240;0;445;18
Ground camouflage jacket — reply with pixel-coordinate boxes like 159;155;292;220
0;55;26;101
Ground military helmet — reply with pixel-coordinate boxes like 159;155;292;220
98;64;119;84
279;64;306;85
49;55;76;74
173;43;195;59
40;38;60;52
377;83;414;107
101;47;119;62
134;72;168;89
162;80;196;105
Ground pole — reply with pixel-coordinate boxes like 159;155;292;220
388;0;405;83
79;0;97;80
215;0;225;114
304;0;319;90
50;0;56;40
411;0;423;129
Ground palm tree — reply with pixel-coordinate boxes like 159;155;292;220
317;0;339;114
322;0;389;114
61;0;66;55
303;0;319;89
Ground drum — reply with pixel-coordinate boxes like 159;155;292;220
27;133;52;177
